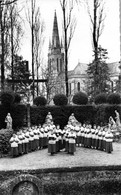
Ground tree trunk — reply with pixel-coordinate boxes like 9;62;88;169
0;3;4;91
11;7;14;91
63;6;68;97
31;0;35;99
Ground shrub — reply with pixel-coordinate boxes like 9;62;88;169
53;94;68;106
1;91;15;107
107;93;121;104
13;93;21;104
33;96;47;106
94;93;107;105
0;128;13;155
72;92;88;105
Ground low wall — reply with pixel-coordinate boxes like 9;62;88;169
1;166;121;195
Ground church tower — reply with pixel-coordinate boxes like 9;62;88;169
48;10;64;76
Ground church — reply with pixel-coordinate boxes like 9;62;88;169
48;11;120;103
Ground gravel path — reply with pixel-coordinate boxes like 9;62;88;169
0;143;121;171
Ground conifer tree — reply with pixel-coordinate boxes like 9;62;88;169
87;46;110;101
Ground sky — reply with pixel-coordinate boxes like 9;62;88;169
18;0;120;71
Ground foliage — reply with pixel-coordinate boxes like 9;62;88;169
33;96;47;106
94;93;107;104
86;46;110;100
53;94;68;106
0;103;120;131
107;93;121;104
0;105;9;129
1;91;15;107
43;179;121;195
0;128;13;155
10;104;27;130
13;93;21;104
30;106;48;126
94;105;107;126
8;55;31;94
72;92;88;105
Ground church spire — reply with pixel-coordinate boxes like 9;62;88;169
52;10;60;49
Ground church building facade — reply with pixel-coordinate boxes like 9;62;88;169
48;11;65;101
48;11;120;103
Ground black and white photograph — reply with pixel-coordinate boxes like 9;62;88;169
0;0;121;194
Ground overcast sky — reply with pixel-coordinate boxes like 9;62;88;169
19;0;120;71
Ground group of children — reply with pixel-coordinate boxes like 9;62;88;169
9;112;114;157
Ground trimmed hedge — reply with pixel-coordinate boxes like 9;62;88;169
94;93;107;105
10;104;27;130
33;96;47;106
1;91;15;108
107;93;121;104
13;93;21;104
53;94;68;106
72;92;88;105
0;104;120;130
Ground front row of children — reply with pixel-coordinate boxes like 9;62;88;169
9;112;114;157
9;125;49;158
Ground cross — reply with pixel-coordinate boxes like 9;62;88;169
6;72;47;127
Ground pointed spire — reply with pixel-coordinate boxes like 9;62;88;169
52;10;60;49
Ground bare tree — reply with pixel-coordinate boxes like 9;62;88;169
0;0;23;90
0;0;19;90
34;8;45;96
85;0;106;63
60;0;77;97
41;65;64;104
25;0;45;99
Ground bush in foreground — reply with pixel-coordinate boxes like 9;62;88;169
0;128;13;155
53;94;68;106
72;92;88;105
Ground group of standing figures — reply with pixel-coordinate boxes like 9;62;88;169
9;112;114;157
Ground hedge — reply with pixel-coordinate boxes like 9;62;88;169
94;93;107;105
107;93;121;104
0;104;121;130
53;94;68;106
72;92;88;105
33;96;47;106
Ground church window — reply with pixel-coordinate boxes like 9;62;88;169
77;82;80;91
57;58;59;72
54;38;56;47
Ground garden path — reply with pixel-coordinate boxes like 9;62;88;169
0;143;121;171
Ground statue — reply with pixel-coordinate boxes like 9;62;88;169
5;113;12;129
115;110;121;127
21;80;34;103
109;116;116;128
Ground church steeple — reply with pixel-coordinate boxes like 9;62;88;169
52;10;60;49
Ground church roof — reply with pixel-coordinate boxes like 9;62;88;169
68;62;87;78
68;61;120;78
108;62;120;75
